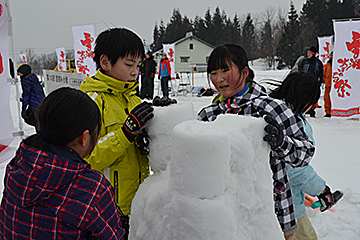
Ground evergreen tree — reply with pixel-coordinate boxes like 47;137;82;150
210;7;224;46
242;14;256;60
203;8;213;44
163;9;184;43
151;23;159;52
232;14;241;45
260;20;274;69
193;15;208;41
277;2;302;68
221;16;233;44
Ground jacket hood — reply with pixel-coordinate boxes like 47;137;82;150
5;142;89;207
80;70;139;97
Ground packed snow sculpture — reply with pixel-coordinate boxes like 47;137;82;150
130;103;283;240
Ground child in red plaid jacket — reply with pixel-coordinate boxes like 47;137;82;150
0;87;124;240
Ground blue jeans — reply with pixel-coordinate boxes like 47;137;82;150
160;76;170;97
287;164;326;219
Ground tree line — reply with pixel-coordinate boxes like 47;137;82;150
151;0;359;69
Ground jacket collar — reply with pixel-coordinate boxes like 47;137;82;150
82;70;139;97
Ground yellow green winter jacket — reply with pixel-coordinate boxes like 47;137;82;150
79;70;149;216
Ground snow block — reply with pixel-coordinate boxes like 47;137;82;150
130;109;283;240
146;103;197;173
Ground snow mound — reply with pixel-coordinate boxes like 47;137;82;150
130;104;283;239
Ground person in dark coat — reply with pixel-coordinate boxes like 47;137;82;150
17;64;45;130
140;52;156;100
298;46;324;118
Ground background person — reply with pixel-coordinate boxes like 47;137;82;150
158;52;171;98
140;52;156;100
17;64;45;130
298;46;324;117
323;51;333;118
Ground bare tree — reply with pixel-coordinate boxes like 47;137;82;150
259;6;286;69
18;48;72;75
19;48;37;66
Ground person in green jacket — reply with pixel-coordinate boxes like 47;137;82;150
79;28;154;240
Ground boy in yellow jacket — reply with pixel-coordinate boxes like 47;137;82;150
79;28;154;240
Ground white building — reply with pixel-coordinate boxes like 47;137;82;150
154;32;214;74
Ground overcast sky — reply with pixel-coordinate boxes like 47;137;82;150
8;0;306;57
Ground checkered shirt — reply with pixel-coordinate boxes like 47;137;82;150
198;81;315;232
0;142;124;239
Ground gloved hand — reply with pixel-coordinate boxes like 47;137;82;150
21;109;27;120
136;130;150;156
317;185;343;212
122;102;154;143
197;101;226;122
260;110;284;150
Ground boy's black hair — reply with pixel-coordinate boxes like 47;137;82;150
25;87;101;149
93;28;145;70
207;43;255;83
269;72;320;116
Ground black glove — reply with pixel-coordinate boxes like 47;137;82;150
317;185;343;212
122;102;154;143
21;109;27;120
136;130;150;156
260;110;284;150
153;96;161;106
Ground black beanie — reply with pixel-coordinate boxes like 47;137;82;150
17;64;31;76
308;46;317;55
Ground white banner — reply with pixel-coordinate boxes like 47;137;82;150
163;44;175;80
0;0;15;162
318;36;333;65
331;20;360;119
71;25;96;77
19;53;26;63
43;69;85;94
55;47;66;71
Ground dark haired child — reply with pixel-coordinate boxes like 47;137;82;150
197;44;315;240
79;27;154;240
270;72;342;240
0;87;124;239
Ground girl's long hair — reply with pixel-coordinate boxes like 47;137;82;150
25;87;101;149
270;72;320;116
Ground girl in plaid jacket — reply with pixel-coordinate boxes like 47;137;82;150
0;87;124;240
197;44;315;240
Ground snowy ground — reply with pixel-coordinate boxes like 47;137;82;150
1;59;360;239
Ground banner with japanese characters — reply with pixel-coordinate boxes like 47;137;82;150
318;36;333;65
331;20;360;119
163;44;175;80
55;47;66;71
43;69;85;94
72;24;96;77
0;0;16;163
19;53;27;63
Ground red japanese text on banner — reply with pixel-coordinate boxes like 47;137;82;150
331;20;360;119
71;25;96;77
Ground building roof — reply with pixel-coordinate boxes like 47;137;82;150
154;31;214;55
173;32;215;49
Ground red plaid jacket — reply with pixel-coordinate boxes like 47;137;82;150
0;141;124;240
